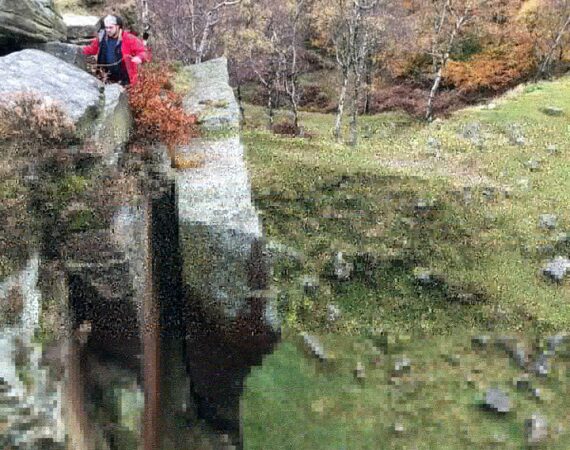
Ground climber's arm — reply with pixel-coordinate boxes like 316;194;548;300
82;38;99;56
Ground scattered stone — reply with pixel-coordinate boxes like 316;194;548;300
485;388;510;413
546;144;559;155
332;252;353;282
481;186;496;201
326;303;341;322
525;159;541;172
532;353;550;377
487;102;497;110
301;275;320;297
525;414;548;446
462;186;473;204
414;198;435;212
501;186;513;199
513;374;531;391
546;334;569;352
413;267;434;286
445;354;461;366
393;356;411;375
354;361;366;381
266;241;304;265
539;214;558;230
301;333;328;362
393;422;405;434
460;122;483;147
540;106;564;116
542;256;570;283
517;178;532;191
426;136;441;158
512;344;528;369
471;335;491;348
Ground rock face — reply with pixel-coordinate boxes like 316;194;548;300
175;58;276;330
0;49;132;161
62;13;99;42
28;41;86;69
0;0;66;48
179;57;241;130
0;49;101;133
0;255;65;450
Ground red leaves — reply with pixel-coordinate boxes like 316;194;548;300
127;65;199;151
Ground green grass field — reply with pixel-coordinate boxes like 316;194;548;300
241;77;570;448
243;77;570;335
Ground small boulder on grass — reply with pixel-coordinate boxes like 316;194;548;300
525;414;548;446
540;106;564;116
542;256;570;283
485;388;510;413
539;214;558;230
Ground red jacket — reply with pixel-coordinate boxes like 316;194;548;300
82;30;151;85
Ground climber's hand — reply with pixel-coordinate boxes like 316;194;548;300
131;56;142;65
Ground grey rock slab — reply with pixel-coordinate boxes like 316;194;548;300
525;414;548;446
546;333;569;352
485;388;510;413
301;332;328;362
540;106;564;116
27;41;86;69
0;0;66;45
0;49;102;135
90;83;132;165
393;356;411;375
301;275;320;297
327;303;341;322
177;137;263;321
332;251;353;281
539;214;558;230
542;256;570;282
471;335;491;349
62;13;98;40
179;57;240;131
532;353;551;377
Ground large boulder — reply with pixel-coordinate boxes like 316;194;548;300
0;49;132;162
0;49;101;134
62;13;99;43
28;41;86;69
0;0;66;48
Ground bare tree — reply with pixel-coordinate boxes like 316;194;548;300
425;0;475;121
149;0;242;64
276;0;308;131
330;0;379;143
536;0;570;78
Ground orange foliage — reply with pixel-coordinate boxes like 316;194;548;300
444;40;537;94
127;65;198;154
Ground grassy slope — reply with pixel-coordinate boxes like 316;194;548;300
244;78;570;335
242;75;570;450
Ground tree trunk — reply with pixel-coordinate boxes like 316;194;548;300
538;14;570;78
267;87;274;131
349;72;362;147
426;62;444;121
334;72;349;142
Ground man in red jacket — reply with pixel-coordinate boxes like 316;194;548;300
82;15;150;86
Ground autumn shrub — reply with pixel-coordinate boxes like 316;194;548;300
368;84;468;118
272;119;299;136
299;84;333;111
0;94;76;148
444;41;537;95
127;64;198;155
